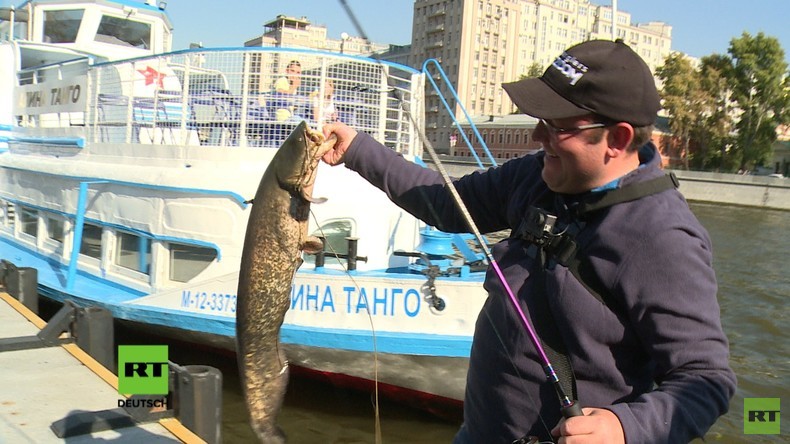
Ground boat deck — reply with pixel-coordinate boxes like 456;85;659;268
0;292;201;443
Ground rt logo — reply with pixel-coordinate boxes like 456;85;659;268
744;398;780;435
117;345;169;395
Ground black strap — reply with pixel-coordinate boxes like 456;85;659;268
530;249;578;402
570;173;679;218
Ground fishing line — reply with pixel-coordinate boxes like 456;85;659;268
308;208;382;444
338;0;581;439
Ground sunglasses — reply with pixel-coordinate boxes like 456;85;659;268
539;119;611;136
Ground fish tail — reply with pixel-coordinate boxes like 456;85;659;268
243;352;290;443
253;426;287;444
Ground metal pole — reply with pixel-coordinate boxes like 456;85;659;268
176;365;223;444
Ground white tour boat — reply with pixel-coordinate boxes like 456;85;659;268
0;0;490;413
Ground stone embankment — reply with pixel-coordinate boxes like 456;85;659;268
424;157;790;211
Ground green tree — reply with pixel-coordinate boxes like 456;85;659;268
695;54;737;171
518;63;545;80
656;53;704;169
726;32;790;171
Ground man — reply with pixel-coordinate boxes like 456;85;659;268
274;59;302;95
321;40;736;443
273;60;303;121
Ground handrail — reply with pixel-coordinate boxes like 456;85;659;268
421;58;497;168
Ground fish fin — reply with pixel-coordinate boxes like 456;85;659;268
307;196;328;204
301;236;325;254
302;189;327;204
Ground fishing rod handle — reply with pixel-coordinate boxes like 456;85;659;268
561;400;584;418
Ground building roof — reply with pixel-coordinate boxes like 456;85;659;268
456;114;540;129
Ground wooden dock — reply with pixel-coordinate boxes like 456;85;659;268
0;292;204;443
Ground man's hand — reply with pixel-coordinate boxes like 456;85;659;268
551;408;625;443
321;122;358;166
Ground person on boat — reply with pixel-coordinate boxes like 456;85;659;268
272;59;303;121
320;39;736;443
310;79;339;124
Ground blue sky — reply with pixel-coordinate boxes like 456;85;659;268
3;0;781;61
163;0;788;62
167;0;790;60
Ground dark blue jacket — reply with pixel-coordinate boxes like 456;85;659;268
343;132;736;443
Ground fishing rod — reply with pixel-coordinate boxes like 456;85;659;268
337;0;583;431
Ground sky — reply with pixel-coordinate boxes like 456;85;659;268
165;0;790;62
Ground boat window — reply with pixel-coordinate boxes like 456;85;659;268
1;202;16;230
116;232;151;274
95;15;151;49
46;215;65;243
79;223;103;259
43;9;85;44
19;207;38;238
304;220;353;265
169;243;216;283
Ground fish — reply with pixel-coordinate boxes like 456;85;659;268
236;121;335;443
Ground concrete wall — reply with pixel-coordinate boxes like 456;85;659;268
669;170;790;211
424;157;790;211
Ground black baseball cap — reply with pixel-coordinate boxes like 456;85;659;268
502;40;660;126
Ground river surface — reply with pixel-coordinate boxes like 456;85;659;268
119;203;789;444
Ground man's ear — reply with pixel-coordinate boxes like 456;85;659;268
606;123;634;156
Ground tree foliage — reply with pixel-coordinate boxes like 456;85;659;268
518;63;545;80
657;32;790;172
727;32;790;170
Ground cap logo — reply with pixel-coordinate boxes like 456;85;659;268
551;52;588;86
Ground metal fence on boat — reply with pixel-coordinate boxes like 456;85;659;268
83;48;425;154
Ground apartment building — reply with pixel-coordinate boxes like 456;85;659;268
410;0;672;153
244;15;389;55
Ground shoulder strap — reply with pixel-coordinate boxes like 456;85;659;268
530;249;578;402
571;173;679;218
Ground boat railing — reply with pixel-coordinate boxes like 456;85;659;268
80;48;424;154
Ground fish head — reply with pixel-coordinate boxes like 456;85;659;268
275;121;336;201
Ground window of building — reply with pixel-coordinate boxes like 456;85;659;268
95;15;151;49
305;219;354;266
18;206;38;238
43;9;84;43
169;243;217;283
46;214;64;244
80;223;103;259
116;231;151;274
0;201;14;231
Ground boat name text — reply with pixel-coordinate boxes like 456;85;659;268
16;76;87;114
291;284;422;317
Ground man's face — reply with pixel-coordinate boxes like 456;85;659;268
532;114;611;194
286;64;302;89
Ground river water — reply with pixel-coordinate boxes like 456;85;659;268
124;203;789;444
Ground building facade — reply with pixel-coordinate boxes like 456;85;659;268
410;0;672;152
454;114;543;160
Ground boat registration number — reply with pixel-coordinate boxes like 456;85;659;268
180;291;237;313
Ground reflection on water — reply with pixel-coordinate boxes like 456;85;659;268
117;203;788;444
